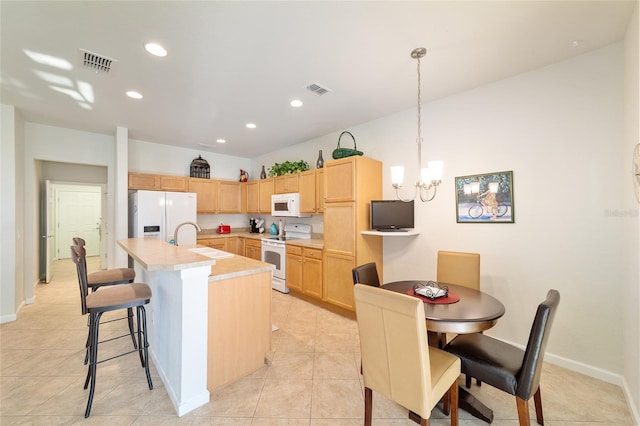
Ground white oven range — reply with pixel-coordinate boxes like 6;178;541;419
261;223;312;293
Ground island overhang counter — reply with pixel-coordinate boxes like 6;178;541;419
118;238;274;416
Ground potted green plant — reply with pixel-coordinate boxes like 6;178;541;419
268;160;310;177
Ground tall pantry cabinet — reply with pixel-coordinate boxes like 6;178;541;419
323;156;383;311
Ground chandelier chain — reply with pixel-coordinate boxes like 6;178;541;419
417;54;422;144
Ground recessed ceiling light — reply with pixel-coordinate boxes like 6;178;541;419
216;139;226;144
126;90;143;99
145;43;167;57
246;123;257;129
290;99;303;107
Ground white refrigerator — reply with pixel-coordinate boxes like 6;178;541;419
129;190;198;246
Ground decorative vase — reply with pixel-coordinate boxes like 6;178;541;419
316;150;324;169
260;165;267;179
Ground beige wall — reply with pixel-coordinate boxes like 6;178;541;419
622;2;639;419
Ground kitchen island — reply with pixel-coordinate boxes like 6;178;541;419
118;238;273;416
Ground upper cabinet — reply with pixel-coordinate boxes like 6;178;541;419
258;178;274;214
324;160;355;202
274;174;299;194
217;181;243;213
129;172;188;192
189;178;217;213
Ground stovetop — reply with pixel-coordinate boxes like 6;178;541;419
261;223;312;243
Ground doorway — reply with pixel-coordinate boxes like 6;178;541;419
42;181;106;283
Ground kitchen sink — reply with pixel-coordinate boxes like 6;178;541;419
188;247;234;259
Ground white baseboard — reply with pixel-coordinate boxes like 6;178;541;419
496;336;639;425
0;313;17;323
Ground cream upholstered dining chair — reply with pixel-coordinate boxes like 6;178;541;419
436;250;480;290
354;284;460;426
437;250;481;386
444;290;560;426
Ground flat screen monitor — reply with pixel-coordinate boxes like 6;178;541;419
370;200;414;231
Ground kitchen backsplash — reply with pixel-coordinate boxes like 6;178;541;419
197;213;324;234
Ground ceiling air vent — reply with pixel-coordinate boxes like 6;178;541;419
306;82;331;96
80;48;117;73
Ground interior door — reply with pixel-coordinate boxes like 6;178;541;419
56;185;101;258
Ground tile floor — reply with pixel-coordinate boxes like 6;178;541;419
0;258;634;425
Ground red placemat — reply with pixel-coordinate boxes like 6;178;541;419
406;289;460;304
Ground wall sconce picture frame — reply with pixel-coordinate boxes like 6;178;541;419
455;170;514;223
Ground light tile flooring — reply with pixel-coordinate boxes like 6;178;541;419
1;258;634;425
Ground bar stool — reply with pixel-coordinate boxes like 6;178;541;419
70;245;153;418
72;237;137;361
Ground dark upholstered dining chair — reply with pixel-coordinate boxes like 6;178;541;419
71;245;153;418
444;289;560;426
354;284;460;426
352;262;380;287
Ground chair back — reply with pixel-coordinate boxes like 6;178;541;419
354;284;432;418
73;237;86;247
437;250;480;290
352;262;380;287
516;289;560;400
70;245;90;315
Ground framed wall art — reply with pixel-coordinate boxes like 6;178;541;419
455;171;514;223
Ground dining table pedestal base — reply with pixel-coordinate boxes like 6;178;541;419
408;388;494;424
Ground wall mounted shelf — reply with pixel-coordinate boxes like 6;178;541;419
361;230;419;237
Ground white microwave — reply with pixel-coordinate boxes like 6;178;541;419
271;193;310;217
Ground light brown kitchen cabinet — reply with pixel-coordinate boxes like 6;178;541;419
323;156;382;311
129;172;188;192
160;175;189;192
200;238;226;251
244;238;262;261
299;170;316;213
259;178;274;213
274;174;299;194
285;245;303;292
286;245;323;299
301;247;323;299
189;178;217;213
316;169;325;213
246;181;259;213
218;181;242;213
224;237;243;256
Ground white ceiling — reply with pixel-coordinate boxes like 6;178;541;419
1;1;635;157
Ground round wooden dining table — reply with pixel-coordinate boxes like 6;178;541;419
381;280;506;424
381;280;505;334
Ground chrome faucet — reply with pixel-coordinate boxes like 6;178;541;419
173;221;201;246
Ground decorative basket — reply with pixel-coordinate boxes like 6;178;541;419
332;131;363;159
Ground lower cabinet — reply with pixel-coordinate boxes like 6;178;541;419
244;238;262;261
286;245;323;299
324;252;356;310
200;238;226;251
226;237;244;256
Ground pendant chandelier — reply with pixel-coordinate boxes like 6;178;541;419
391;47;443;202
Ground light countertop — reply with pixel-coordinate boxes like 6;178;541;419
118;238;216;271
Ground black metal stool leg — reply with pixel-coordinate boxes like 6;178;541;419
127;307;138;349
139;306;153;390
85;312;102;418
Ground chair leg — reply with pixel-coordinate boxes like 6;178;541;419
533;387;544;425
465;374;472;388
139;306;153;390
516;396;532;426
450;381;458;426
85;312;102;418
127;307;138;350
364;387;373;426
